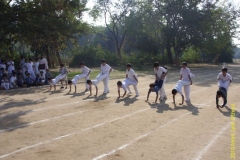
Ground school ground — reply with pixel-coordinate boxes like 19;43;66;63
0;64;239;160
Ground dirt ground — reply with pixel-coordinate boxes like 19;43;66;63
0;64;239;160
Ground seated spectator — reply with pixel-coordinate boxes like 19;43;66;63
10;72;18;88
34;74;41;86
40;71;45;85
45;69;53;85
25;73;34;87
17;73;24;87
1;74;10;90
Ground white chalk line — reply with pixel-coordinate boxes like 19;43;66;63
194;108;240;160
0;75;220;158
0;109;92;133
93;106;205;160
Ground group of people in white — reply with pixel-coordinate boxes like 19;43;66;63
0;56;52;90
0;57;232;107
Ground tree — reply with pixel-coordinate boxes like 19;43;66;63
91;0;136;58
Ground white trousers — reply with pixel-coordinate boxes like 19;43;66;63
159;77;167;98
96;73;109;93
182;80;191;101
218;80;230;90
124;78;139;95
1;82;10;90
54;74;67;85
71;74;89;89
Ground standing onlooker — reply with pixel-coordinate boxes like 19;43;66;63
26;59;36;80
39;55;48;75
33;58;39;75
153;62;168;100
7;58;15;78
20;56;25;78
179;62;193;102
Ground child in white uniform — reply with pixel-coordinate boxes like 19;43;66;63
117;81;127;99
172;80;184;105
53;64;68;89
1;74;10;90
217;67;232;90
95;59;112;94
153;62;168;100
180;62;193;102
125;63;139;96
26;59;36;80
48;78;56;91
86;79;98;96
69;62;91;92
10;72;18;88
7;59;15;78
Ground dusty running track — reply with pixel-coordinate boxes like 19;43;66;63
0;65;239;160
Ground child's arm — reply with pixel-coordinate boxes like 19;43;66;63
173;94;176;104
145;90;151;102
179;75;182;80
95;86;98;96
155;93;158;103
122;91;126;98
87;70;91;76
216;95;219;108
109;68;112;74
155;74;158;80
179;95;184;105
89;86;92;95
134;75;138;83
118;88;121;99
188;75;193;85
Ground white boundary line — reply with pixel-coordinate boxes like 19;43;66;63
194;110;240;160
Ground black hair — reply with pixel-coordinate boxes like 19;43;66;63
17;73;21;76
60;64;64;66
117;81;122;85
12;72;16;75
222;68;228;72
68;80;72;84
126;63;132;67
80;62;84;65
217;90;223;96
172;89;177;94
0;68;4;70
40;71;43;73
35;58;38;61
182;62;187;66
48;78;52;81
149;83;155;87
101;59;106;62
86;79;92;84
153;62;159;67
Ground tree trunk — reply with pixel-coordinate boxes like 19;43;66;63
166;47;174;64
116;47;122;58
56;51;62;65
45;44;52;68
214;53;220;65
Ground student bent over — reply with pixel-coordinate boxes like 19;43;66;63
69;62;91;93
117;81;127;99
86;80;98;97
146;76;164;103
172;80;184;105
125;63;139;96
53;64;68;89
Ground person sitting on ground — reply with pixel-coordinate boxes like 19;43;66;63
1;74;10;90
10;72;18;88
17;73;24;87
25;73;34;87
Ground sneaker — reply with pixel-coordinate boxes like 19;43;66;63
103;91;109;94
159;97;164;101
136;94;139;97
85;89;89;92
163;96;167;99
185;99;190;102
60;86;64;89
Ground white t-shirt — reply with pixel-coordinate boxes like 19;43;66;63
101;64;111;75
126;68;137;81
217;73;232;82
0;64;6;70
81;66;90;74
10;76;17;83
118;82;127;91
91;80;97;87
34;62;39;71
180;67;191;81
174;80;183;95
154;67;167;79
7;61;15;73
27;62;34;72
